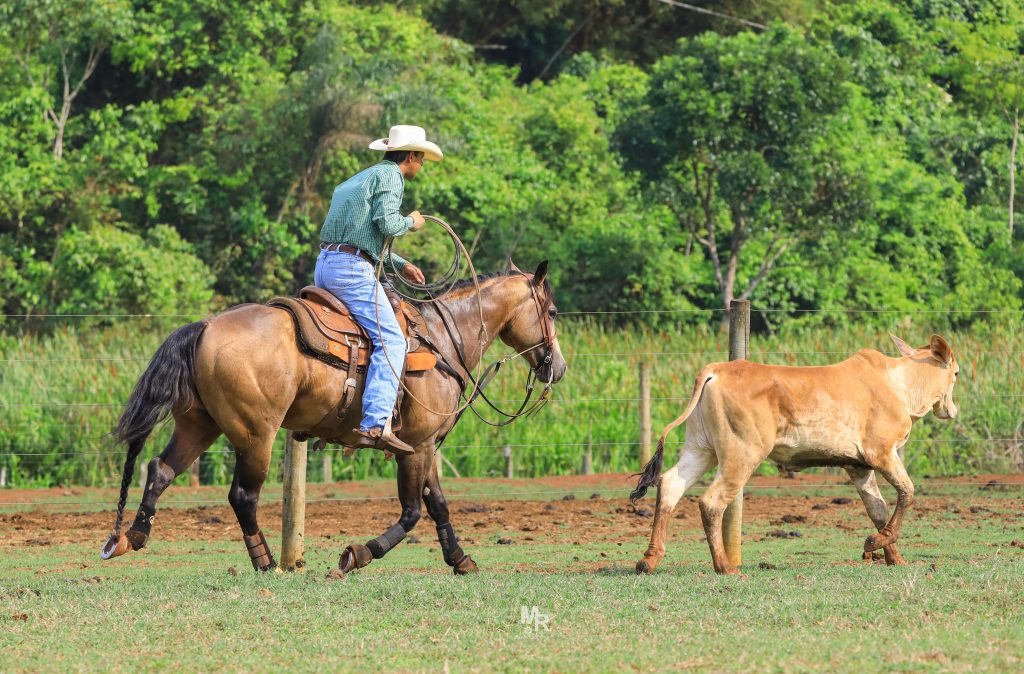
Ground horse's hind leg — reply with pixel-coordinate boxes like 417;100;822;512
339;449;428;573
226;428;279;572
123;409;221;552
422;456;477;575
846;466;905;566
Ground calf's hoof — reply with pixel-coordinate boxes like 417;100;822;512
636;558;656;575
864;531;895;553
453;555;479;575
883;546;906;566
99;534;130;560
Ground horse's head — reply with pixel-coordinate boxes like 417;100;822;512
500;260;568;385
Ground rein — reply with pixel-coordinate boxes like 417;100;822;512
370;216;557;426
426;282;554;429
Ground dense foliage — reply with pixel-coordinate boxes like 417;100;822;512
1;2;1022;485
0;0;1021;325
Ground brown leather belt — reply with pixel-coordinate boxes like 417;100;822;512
320;242;373;264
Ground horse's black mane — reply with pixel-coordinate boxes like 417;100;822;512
409;269;554;307
443;270;518;293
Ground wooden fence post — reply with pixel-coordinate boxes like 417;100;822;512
504;445;513;479
639;361;652;466
435;450;444;479
189;457;200;487
582;421;593;475
138;460;148;490
723;299;750;568
0;464;6;488
280;431;307;572
322;452;332;484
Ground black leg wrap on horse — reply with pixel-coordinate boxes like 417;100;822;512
124;503;157;550
129;503;157;536
243;529;276;571
367;523;407;559
436;522;466;567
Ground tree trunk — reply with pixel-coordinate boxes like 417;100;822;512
1010;108;1019;239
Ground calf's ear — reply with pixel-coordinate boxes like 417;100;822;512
929;334;953;364
890;334;916;358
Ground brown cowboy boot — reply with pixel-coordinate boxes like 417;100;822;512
350;421;416;456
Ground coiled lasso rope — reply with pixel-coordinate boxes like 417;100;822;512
370;215;490;418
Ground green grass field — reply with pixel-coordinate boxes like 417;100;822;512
2;477;1022;673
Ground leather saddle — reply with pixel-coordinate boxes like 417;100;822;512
268;286;437;373
267;286;438;448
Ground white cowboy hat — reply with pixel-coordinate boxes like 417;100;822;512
369;125;443;161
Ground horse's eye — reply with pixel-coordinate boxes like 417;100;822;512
548;308;557;318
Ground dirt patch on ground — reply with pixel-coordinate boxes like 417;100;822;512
1;474;1021;553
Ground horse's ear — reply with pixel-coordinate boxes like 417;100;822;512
533;260;549;286
508;257;522;273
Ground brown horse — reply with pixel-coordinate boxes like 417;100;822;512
100;261;567;573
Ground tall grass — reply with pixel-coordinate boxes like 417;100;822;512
1;317;1021;487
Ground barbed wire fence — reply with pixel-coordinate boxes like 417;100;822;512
0;305;1022;508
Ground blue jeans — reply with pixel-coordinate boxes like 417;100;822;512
314;250;407;431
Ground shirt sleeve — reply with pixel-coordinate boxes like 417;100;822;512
371;170;413;238
388;251;409;272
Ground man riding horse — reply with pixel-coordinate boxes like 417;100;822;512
99;123;568;574
316;125;441;456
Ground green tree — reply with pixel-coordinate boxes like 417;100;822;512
936;0;1024;238
619;25;855;312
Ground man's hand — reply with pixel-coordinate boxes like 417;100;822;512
409;210;425;231
402;263;425;285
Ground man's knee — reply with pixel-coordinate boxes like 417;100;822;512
379;328;408;357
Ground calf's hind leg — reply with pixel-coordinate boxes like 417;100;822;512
636;445;716;574
845;466;905;566
699;445;759;575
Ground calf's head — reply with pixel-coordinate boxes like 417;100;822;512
891;334;960;419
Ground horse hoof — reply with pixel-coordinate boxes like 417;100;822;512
453;555;479;575
636;559;654;575
338;550;357;573
339;544;373;573
100;534;130;560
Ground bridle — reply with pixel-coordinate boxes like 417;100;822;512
428;271;558;430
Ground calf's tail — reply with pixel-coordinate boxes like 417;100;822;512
629;366;716;504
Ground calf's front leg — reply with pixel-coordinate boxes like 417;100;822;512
845;466;905;566
863;454;915;554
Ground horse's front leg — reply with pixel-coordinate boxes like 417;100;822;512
423;455;478;575
339;449;428;573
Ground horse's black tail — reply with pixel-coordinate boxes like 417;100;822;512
629;437;666;504
111;321;207;535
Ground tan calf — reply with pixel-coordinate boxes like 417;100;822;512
632;335;960;575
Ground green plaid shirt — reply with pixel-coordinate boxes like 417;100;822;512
319;160;411;270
